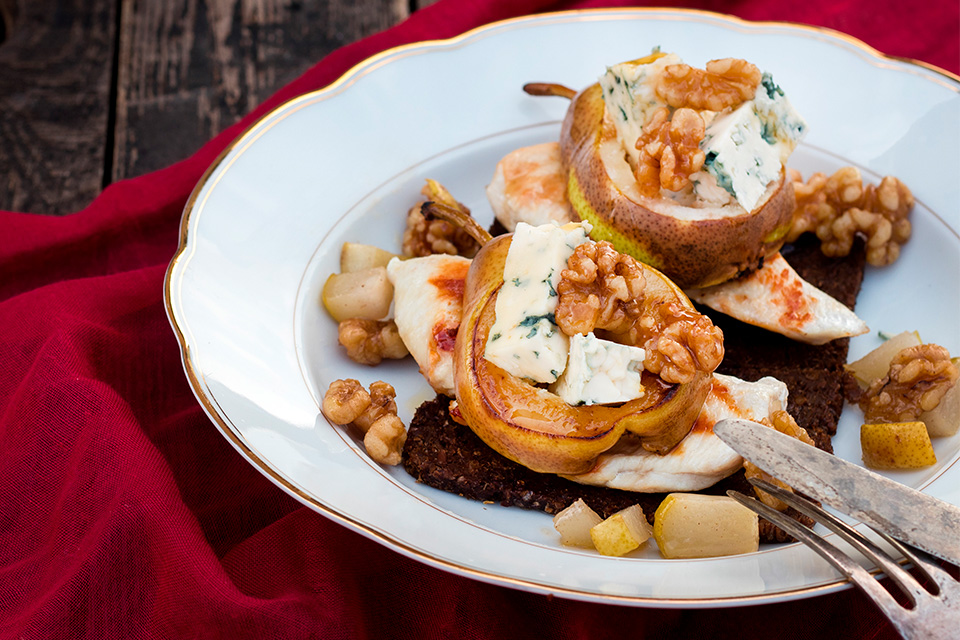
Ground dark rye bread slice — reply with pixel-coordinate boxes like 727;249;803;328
404;395;814;542
401;234;866;543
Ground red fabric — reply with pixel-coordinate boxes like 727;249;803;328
1;1;956;638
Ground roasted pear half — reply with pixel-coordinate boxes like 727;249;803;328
453;234;711;475
559;83;796;289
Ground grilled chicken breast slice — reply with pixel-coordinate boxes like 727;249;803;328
563;374;789;492
689;252;868;344
387;255;470;396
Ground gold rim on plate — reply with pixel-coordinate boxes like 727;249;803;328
163;8;960;607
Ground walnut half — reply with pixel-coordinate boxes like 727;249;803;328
555;241;646;338
654;58;761;112
859;344;959;423
788;168;913;266
634;107;706;196
321;379;407;465
555;241;723;384
402;180;481;258
641;303;724;385
338;318;408;366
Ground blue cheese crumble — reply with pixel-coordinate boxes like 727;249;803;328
697;102;782;212
753;72;807;165
695;72;806;210
599;52;681;167
598;52;807;211
484;222;592;383
552;332;647;406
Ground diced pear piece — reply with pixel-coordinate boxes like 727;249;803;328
653;493;759;559
921;363;960;437
321;267;393;322
340;242;399;273
589;505;652;556
552;499;602;548
861;422;937;469
845;331;922;387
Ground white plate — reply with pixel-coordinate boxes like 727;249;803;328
165;9;960;607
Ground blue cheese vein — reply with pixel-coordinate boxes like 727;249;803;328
484;222;592;383
552;332;647;406
599;52;681;167
698;102;781;212
754;72;807;165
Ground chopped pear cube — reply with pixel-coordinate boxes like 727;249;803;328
921;375;960;437
340;242;398;273
845;331;922;387
861;422;937;469
653;493;759;559
552;499;602;548
589;505;652;556
321;267;393;322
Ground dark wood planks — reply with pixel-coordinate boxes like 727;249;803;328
0;1;14;45
111;0;410;182
1;0;420;214
0;0;117;214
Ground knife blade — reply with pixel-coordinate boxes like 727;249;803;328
713;418;960;563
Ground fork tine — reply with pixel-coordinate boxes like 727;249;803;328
727;489;903;613
748;479;929;605
875;531;960;598
874;529;941;584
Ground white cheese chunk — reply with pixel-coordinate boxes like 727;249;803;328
687;170;735;206
552;332;646;406
599;52;681;167
688;252;868;344
564;374;789;492
484;222;592;383
698;101;781;212
753;72;807;165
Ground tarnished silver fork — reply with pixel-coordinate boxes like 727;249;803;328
730;478;960;639
713;418;960;640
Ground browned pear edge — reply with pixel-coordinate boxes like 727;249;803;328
452;235;712;475
559;83;796;289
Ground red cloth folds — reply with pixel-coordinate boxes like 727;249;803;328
1;1;956;638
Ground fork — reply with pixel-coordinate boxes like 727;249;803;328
729;478;960;640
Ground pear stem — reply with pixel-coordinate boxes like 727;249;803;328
523;82;576;100
421;201;493;246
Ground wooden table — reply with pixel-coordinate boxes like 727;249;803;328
0;0;436;214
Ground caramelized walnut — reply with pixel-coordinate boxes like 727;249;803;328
641;302;724;384
338;318;408;365
556;242;723;384
353;380;399;432
655;58;761;112
788;168;913;266
321;379;371;425
555;241;646;337
364;414;406;466
744;411;816;510
634;107;706;196
859;344;959;423
402;180;481;258
322;379;406;465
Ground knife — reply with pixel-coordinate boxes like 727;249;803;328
713;418;960;563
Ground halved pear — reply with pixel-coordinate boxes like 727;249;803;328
453;234;711;475
559;83;795;289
